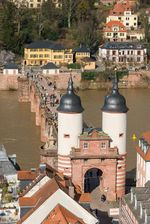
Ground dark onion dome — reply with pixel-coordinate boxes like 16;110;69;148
57;76;84;113
101;75;128;113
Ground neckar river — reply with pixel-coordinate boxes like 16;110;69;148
0;89;150;171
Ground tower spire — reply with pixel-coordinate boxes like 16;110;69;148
67;74;74;94
112;73;118;93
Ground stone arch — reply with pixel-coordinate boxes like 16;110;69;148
84;168;103;193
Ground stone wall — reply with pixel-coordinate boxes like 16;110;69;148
0;74;19;90
18;76;30;102
43;72;81;89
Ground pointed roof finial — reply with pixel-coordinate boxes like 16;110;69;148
112;69;118;93
67;74;74;94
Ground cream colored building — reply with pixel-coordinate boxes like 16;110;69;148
24;41;73;66
106;2;138;30
103;20;127;42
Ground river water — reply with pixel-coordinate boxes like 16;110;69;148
0;89;150;171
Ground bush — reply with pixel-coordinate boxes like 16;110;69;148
82;71;97;80
117;70;128;79
67;63;81;69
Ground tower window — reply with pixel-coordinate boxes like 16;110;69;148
83;142;88;149
64;134;70;138
101;142;106;149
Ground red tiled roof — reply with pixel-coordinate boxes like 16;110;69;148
104;20;126;32
18;178;60;223
42;204;85;224
17;170;38;180
109;0;132;16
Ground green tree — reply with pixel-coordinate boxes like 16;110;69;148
1;1;16;51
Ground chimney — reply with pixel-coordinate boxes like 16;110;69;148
69;186;75;199
39;163;46;174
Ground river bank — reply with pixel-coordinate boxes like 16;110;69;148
0;70;150;91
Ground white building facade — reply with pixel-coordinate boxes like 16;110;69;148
99;42;147;64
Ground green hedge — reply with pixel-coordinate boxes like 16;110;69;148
82;71;97;80
81;70;128;81
67;63;81;69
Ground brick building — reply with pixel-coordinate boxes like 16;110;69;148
41;75;129;201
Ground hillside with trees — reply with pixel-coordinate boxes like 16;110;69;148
0;0;108;55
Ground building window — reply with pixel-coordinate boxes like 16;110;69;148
64;134;70;138
137;57;141;62
30;3;33;7
119;57;124;62
137;51;141;55
112;50;116;55
101;142;106;149
83;142;88;149
119;133;124;137
126;23;129;26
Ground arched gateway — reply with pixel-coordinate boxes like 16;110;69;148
84;168;103;193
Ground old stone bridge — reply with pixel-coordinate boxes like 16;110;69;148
18;74;61;168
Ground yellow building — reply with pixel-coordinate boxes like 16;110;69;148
24;41;73;66
81;57;96;70
73;45;90;63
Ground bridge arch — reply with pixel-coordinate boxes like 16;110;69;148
84;168;103;193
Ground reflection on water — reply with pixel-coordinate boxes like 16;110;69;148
0;89;150;172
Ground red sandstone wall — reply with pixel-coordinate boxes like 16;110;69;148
0;74;19;90
43;72;81;89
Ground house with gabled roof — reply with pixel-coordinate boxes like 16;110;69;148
18;172;99;224
103;20;127;42
3;63;19;75
106;0;138;30
41;62;60;75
